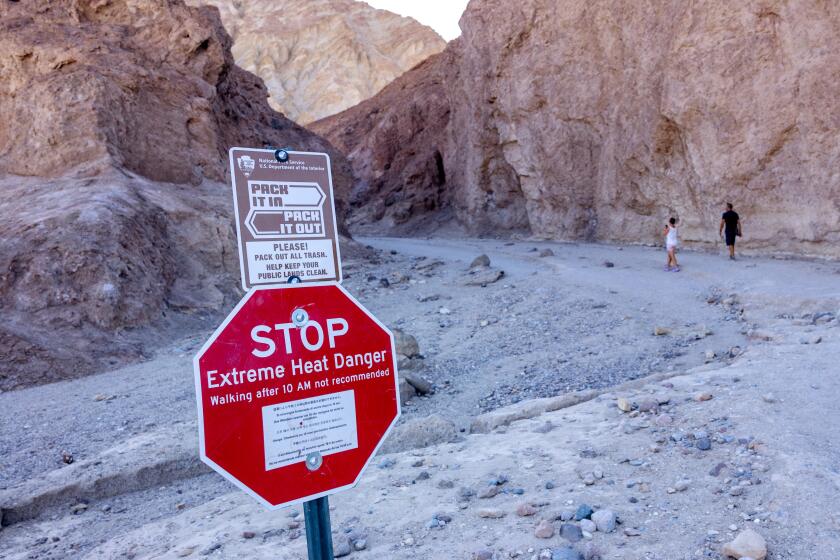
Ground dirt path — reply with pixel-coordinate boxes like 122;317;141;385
1;238;838;559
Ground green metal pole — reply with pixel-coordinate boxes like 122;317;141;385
303;496;334;560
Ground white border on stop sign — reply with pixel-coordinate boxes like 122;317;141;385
192;281;401;510
228;148;344;291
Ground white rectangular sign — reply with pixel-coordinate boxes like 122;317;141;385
261;390;358;471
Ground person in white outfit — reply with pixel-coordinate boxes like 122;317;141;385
662;217;680;272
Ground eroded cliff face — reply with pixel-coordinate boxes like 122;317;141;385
0;0;352;389
312;49;458;232
316;0;840;256
195;0;446;124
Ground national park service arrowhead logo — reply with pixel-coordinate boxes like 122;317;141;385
237;155;255;177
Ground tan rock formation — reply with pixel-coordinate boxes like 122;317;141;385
315;0;840;257
0;0;352;390
194;0;446;124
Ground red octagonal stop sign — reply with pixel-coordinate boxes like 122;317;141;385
193;282;400;509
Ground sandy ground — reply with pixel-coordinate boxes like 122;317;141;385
1;238;839;559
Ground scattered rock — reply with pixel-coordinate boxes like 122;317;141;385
470;254;491;268
402;371;433;395
457;487;475;502
551;546;584;560
696;437;712;451
393;329;420;358
461;268;505;287
61;451;74;465
653;326;671;336
722;529;767;559
674;479;690;492
478;485;500;499
477;508;505;519
637;398;658;412
709;462;727;477
334;538;352;557
388;271;409;285
603;261;615;268
748;329;775;341
692;325;713;339
399;378;417;405
559;523;583;542
539;249;555;257
241;531;255;539
70;503;87;515
199;543;221;555
517;503;538;517
616;397;632;412
580;542;602;560
695;392;714;402
762;393;777;403
574;504;593;521
379;414;459;453
655;414;673;426
535;519;555;538
591;510;617;533
579;519;596;533
473;550;494;560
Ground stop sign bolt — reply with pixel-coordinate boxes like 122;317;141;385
306;452;323;471
292;308;309;327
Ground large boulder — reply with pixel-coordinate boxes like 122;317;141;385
379;414;459;454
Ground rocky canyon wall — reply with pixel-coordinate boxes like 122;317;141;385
315;0;840;257
194;0;446;124
0;0;352;389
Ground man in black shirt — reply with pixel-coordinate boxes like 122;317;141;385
719;203;741;260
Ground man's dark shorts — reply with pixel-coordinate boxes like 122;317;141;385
725;230;737;246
